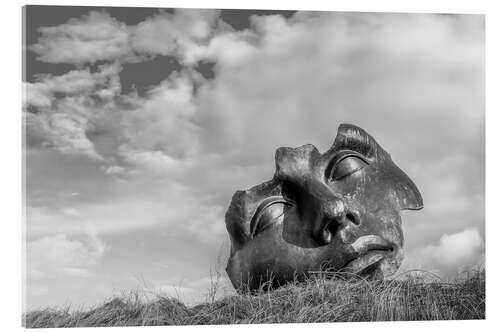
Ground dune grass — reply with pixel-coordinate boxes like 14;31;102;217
23;269;485;327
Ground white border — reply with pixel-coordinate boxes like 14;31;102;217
1;0;497;332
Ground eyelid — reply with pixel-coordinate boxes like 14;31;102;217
250;196;293;238
325;150;370;181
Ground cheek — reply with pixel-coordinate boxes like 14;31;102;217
335;167;401;213
282;206;318;248
377;213;404;248
334;172;404;246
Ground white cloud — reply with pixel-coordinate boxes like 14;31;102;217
23;82;52;109
26;184;226;244
131;9;220;64
24;62;122;159
192;13;483;159
422;228;482;266
403;228;484;277
31;11;131;64
117;71;200;162
45;113;100;159
118;150;183;174
196;30;258;65
103;165;126;175
27;232;107;280
31;9;222;65
25;62;122;104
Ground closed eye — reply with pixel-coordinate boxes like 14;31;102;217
328;152;369;181
250;197;292;238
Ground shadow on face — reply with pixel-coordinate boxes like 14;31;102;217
225;124;423;292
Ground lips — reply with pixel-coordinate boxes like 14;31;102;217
342;235;394;276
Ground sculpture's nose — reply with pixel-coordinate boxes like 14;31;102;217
301;177;358;245
275;145;360;245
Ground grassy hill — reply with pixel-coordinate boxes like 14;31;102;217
24;269;485;327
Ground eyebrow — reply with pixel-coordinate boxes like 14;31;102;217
328;123;387;160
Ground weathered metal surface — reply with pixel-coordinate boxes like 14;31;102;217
225;124;423;292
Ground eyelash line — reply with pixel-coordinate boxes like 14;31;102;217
325;150;370;182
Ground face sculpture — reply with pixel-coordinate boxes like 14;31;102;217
225;124;423;292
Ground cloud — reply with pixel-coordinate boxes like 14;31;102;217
30;9;223;65
25;230;113;309
192;13;483;160
27;232;107;280
130;9;221;64
24;62;123;159
421;228;482;266
403;228;484;277
26;183;227;244
24;62;122;105
116;71;201;163
31;11;131;64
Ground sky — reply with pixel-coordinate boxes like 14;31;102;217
23;6;484;310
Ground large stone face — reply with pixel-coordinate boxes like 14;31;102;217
225;124;423;292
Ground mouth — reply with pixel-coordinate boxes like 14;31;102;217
342;250;389;277
342;235;395;277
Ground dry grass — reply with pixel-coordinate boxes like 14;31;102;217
23;269;485;327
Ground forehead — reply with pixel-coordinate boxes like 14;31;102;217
327;123;390;162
